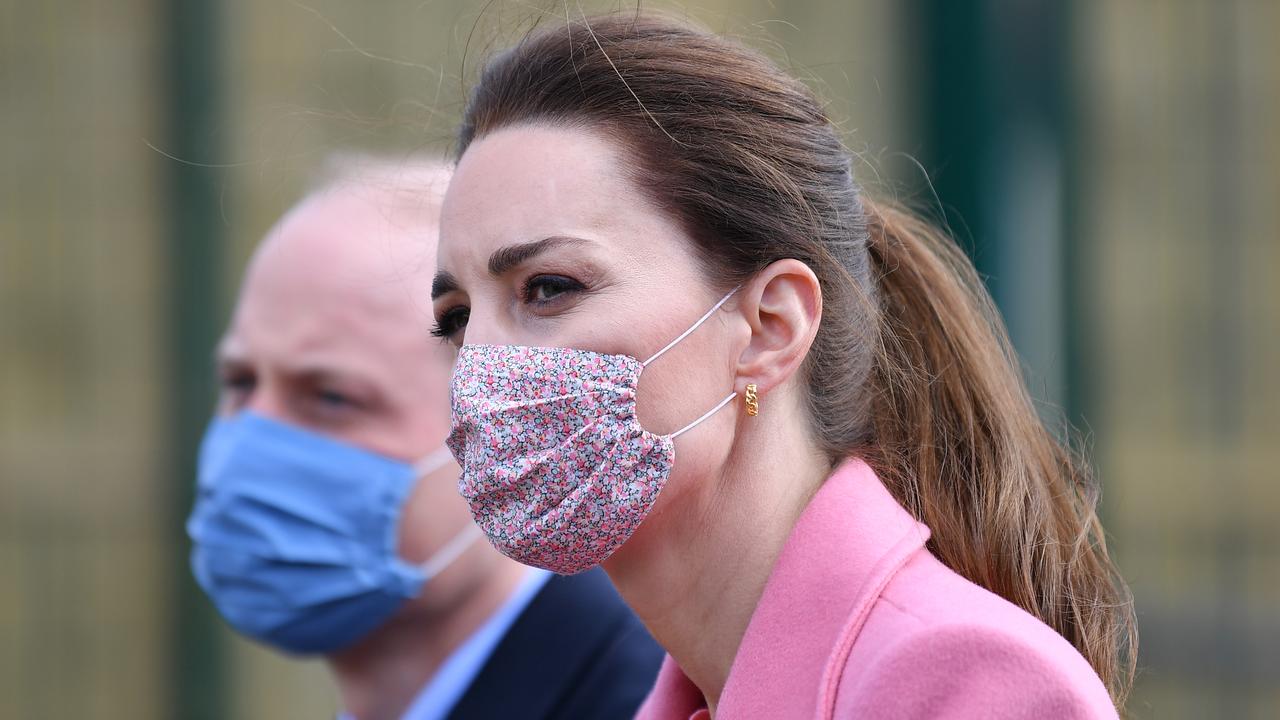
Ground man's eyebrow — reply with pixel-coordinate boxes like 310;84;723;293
213;339;243;367
430;270;460;300
487;236;588;276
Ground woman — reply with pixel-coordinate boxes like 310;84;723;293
432;12;1135;719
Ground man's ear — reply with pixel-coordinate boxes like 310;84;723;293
733;259;822;397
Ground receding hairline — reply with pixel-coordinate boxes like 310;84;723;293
303;150;454;222
248;151;454;298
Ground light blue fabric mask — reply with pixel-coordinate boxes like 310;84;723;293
187;411;481;655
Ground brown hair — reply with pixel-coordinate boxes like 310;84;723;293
457;11;1135;706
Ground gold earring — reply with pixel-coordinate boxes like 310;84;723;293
744;383;759;417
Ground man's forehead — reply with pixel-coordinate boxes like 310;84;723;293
230;260;434;380
218;296;434;392
270;188;437;264
249;192;435;308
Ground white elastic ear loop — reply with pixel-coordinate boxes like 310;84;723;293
642;287;741;367
641;287;742;439
410;446;483;580
668;391;738;439
420;524;485;580
412;446;457;478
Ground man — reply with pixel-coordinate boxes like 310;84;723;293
186;156;663;719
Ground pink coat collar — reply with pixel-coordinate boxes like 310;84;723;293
637;458;930;719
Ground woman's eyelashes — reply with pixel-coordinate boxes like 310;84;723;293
431;305;470;340
430;273;587;342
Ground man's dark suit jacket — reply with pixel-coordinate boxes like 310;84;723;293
446;567;665;719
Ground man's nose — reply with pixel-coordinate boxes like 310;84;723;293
243;382;291;424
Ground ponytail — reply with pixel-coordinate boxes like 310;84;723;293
859;197;1137;707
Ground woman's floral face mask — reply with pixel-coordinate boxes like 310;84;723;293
446;290;738;574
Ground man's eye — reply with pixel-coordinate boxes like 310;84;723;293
317;389;351;407
220;374;255;393
523;275;584;304
216;372;255;412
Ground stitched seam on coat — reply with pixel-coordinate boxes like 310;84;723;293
814;531;927;720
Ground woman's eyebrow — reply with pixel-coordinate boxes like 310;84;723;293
430;270;460;300
486;236;589;276
433;236;593;300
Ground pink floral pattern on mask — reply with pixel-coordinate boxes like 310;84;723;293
447;344;676;574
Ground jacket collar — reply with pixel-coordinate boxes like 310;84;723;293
449;568;638;719
640;458;931;719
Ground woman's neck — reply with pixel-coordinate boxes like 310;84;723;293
604;425;830;715
327;556;527;720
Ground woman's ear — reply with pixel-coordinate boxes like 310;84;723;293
733;259;822;396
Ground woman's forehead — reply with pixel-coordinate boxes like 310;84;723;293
438;126;686;275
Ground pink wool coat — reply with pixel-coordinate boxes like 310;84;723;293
635;459;1118;719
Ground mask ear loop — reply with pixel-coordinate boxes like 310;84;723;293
639;287;743;439
413;446;457;478
420;524;485;580
641;287;741;367
408;448;483;580
667;391;738;439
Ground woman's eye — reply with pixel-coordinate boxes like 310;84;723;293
523;275;584;304
431;306;470;342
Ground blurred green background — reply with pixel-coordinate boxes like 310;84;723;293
1;1;1277;718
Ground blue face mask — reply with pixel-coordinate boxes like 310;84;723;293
187;411;481;655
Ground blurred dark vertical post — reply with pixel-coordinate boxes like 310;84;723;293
1055;4;1088;441
913;0;1078;424
165;0;226;717
913;0;996;286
